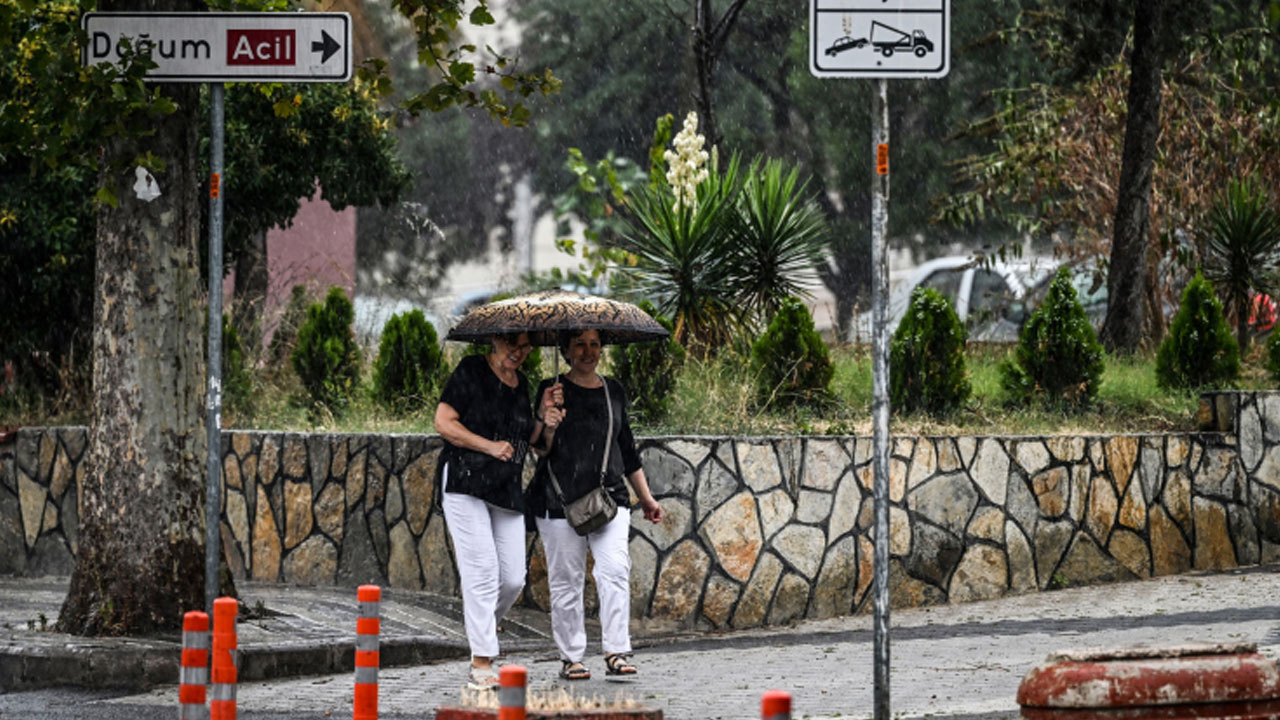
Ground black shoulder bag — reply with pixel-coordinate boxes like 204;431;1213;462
547;375;618;536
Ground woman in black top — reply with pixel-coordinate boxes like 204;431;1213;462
528;329;662;681
435;332;562;690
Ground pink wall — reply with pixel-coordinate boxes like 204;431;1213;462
224;187;356;347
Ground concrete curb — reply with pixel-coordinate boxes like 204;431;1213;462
0;634;472;692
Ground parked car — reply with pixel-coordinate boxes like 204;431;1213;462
849;255;1059;343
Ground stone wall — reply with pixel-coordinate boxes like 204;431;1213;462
4;391;1280;630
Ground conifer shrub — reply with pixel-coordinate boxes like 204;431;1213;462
1156;271;1239;390
292;286;362;412
610;300;686;423
749;296;833;408
890;287;970;414
1000;267;1105;407
372;310;447;412
1267;328;1280;382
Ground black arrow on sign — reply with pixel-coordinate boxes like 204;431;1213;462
312;30;340;63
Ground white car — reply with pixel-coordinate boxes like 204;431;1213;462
850;255;1059;343
352;294;443;349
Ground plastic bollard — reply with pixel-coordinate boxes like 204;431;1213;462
498;665;527;720
210;597;238;720
179;611;209;720
354;585;381;720
762;690;791;720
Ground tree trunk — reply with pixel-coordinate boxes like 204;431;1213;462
692;0;722;151
233;229;269;353
1100;0;1166;353
688;0;748;153
57;0;207;636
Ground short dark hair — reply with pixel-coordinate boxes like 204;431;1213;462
558;329;604;361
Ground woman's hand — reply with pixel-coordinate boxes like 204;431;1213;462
639;497;664;524
540;382;564;417
543;406;565;429
488;440;516;462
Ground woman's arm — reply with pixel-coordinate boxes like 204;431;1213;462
611;378;662;523
434;401;514;462
626;468;663;524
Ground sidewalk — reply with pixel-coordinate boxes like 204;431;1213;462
3;565;1280;719
0;576;550;690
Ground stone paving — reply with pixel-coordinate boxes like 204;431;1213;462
87;565;1280;720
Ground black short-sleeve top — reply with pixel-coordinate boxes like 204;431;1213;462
437;354;534;511
526;375;641;519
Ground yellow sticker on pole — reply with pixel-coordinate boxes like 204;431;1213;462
876;144;889;175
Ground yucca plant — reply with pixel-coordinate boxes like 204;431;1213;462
622;146;744;353
734;158;830;328
1200;177;1280;354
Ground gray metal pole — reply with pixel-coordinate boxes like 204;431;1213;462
871;77;892;720
205;82;225;616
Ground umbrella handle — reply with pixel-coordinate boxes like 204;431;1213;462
553;355;563;407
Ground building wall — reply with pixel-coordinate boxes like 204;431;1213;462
4;392;1279;630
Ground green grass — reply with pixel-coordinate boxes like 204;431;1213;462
3;342;1276;437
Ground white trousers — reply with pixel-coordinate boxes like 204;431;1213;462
535;510;633;662
441;466;526;659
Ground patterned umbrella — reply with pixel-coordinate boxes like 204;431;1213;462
445;289;669;346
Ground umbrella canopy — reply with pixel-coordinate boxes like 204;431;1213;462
445;290;670;346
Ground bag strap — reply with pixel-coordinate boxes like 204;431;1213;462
546;374;613;504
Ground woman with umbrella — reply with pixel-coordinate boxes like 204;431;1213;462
526;328;664;681
433;332;562;690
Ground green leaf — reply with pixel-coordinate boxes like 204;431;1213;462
95;184;118;209
469;5;495;25
449;61;475;85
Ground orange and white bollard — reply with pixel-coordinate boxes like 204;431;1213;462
180;611;209;720
210;597;238;720
354;585;381;720
762;690;791;720
498;665;527;720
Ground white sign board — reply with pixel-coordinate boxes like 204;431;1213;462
82;12;352;83
810;0;949;79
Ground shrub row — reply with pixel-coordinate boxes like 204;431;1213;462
232;269;1251;423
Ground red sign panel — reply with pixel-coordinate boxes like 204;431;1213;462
227;29;295;66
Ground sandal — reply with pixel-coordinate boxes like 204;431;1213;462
604;653;637;676
559;660;591;681
467;665;500;691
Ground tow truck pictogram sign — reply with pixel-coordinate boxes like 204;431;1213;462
82;12;351;83
810;0;949;79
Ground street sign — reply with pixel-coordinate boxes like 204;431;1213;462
810;0;949;79
82;12;351;83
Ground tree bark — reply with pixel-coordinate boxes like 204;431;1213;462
57;0;207;636
1100;0;1166;353
690;0;748;151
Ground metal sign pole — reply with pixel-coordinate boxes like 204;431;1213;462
871;76;891;720
205;81;225;616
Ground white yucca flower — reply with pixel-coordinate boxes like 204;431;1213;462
663;111;710;212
